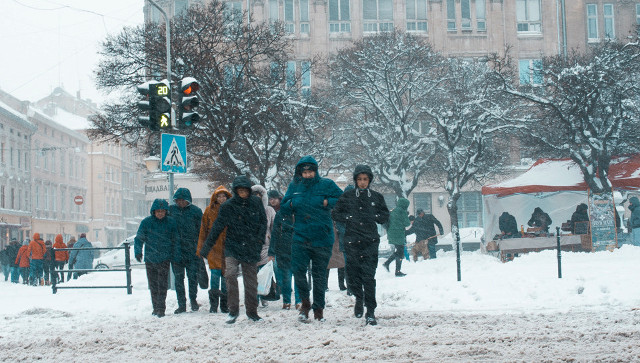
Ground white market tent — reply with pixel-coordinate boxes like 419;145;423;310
481;155;640;241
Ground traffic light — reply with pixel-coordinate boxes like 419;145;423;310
178;77;200;129
136;80;171;130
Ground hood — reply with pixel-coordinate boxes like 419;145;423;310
251;185;269;208
267;190;282;200
396;198;410;210
68;237;76;244
210;185;232;206
231;175;253;196
533;207;544;214
576;203;588;213
353;164;374;185
500;212;511;217
630;197;640;210
150;199;169;215
32;233;40;241
295;155;319;177
173;188;192;203
55;234;63;244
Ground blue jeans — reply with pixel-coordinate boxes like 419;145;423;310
30;259;43;285
11;266;20;283
2;264;10;281
209;268;227;294
274;261;300;305
291;242;331;310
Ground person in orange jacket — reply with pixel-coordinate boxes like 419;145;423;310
15;240;30;284
197;185;232;314
27;233;46;286
52;234;69;283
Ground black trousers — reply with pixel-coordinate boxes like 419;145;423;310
345;242;379;311
146;261;170;313
171;259;198;307
384;245;404;272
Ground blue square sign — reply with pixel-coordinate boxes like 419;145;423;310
161;133;187;173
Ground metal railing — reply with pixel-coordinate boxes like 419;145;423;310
51;242;132;294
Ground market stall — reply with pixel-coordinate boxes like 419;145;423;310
482;155;640;260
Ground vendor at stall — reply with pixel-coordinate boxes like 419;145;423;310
527;207;552;233
498;212;519;238
570;203;589;234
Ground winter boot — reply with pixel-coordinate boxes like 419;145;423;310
208;290;219;313
298;299;311;322
382;261;390;272
247;312;263;322
226;313;238;324
174;305;187;314
354;299;364;318
190;299;200;312
219;293;229;314
313;308;325;322
338;268;347;291
395;271;407;277
365;309;377;326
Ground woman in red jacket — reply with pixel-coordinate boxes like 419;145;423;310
15;240;30;284
52;234;69;283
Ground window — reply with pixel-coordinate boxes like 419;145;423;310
269;0;279;24
301;61;311;97
383;194;397;210
447;0;456;30
11;188;14;210
1;186;4;208
286;61;296;90
412;119;430;135
587;4;598;40
329;0;351;33
476;0;486;31
637;4;640;25
363;0;393;33
174;0;188;16
516;0;541;33
413;193;432;214
285;0;295;33
17;150;20;168
224;1;243;29
457;192;482;227
461;0;471;29
1;142;4;163
300;0;310;34
603;4;614;40
406;0;427;32
44;186;49;211
519;59;543;86
35;186;40;210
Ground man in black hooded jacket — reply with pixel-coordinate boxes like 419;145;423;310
332;165;389;326
200;175;267;324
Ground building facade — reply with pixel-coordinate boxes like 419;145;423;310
143;0;640;233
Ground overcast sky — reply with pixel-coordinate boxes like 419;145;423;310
0;0;144;106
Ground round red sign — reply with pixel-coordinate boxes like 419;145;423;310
74;195;84;205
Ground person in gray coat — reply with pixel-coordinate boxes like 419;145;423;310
69;233;95;279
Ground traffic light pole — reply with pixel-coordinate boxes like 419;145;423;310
146;0;175;202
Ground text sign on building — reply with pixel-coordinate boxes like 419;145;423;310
161;133;187;173
588;191;617;251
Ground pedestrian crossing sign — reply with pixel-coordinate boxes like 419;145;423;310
161;133;187;173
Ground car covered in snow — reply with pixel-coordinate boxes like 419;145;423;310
94;235;144;270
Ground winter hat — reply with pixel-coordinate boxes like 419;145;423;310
267;190;282;200
300;163;314;171
416;209;425;215
45;240;52;246
80;233;86;239
231;175;253;195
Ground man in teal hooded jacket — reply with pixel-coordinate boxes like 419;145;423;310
383;198;411;276
169;188;203;313
280;155;343;322
134;199;180;318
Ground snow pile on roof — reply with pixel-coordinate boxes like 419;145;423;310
51;107;91;130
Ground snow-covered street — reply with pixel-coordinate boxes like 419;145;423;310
2;247;639;362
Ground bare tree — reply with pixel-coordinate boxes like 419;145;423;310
497;35;640;194
91;0;323;187
326;31;442;198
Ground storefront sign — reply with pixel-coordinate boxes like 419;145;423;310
588;191;617;251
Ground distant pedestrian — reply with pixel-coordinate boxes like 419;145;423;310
197;185;232;314
1;242;11;281
200;176;267;324
169;188;204;314
268;201;301;310
52;234;69;283
332;164;389;325
383;197;411;276
628;197;640;246
27;233;46;286
15;240;30;284
66;237;76;281
281;155;343;322
134;199;180;318
7;239;21;283
268;190;282;213
253;184;276;308
407;210;444;261
42;240;54;285
69;233;96;279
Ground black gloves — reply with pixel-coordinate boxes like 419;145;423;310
135;254;142;263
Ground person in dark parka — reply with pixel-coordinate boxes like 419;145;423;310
407;210;444;260
383;197;411;276
280;155;343;322
7;239;21;283
169;187;204;314
134;199;180;318
628;197;640;245
200;175;267;324
499;212;519;238
332;165;389;326
268;205;301;310
570;204;589;234
527;207;552;233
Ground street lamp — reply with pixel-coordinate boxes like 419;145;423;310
143;156;161;173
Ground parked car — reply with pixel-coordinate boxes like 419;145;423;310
94;235;144;269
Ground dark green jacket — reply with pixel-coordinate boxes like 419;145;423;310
134;199;180;264
281;155;343;247
387;198;411;246
169;188;203;262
